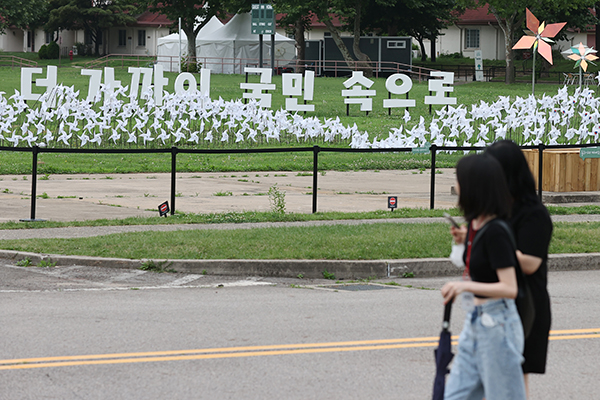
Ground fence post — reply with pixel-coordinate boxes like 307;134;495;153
538;143;544;201
430;144;437;210
171;147;178;215
20;146;43;222
312;146;320;213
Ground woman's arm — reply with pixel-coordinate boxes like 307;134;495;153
516;250;543;275
441;267;518;304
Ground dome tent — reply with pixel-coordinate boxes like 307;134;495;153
156;16;224;72
196;13;295;74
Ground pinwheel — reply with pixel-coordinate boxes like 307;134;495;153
562;42;599;87
513;8;566;94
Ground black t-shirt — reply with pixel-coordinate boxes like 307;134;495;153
511;201;553;291
463;218;517;298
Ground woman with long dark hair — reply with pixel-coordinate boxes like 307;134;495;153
486;140;553;397
442;153;526;400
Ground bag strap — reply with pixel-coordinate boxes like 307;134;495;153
471;218;516;252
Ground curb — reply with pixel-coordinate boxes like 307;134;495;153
2;250;599;279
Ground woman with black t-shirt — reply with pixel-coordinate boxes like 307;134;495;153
487;140;553;397
442;154;526;400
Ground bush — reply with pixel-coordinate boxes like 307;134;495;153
38;44;48;59
439;52;465;60
75;42;91;56
46;41;60;59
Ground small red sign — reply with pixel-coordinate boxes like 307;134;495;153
388;196;398;210
158;201;170;217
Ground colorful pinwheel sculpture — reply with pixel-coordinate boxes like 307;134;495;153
513;8;566;94
562;43;598;87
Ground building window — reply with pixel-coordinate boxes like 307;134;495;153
85;30;92;45
387;40;406;49
465;29;480;48
118;30;126;47
138;30;146;47
45;32;54;44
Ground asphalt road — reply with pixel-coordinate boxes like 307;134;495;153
1;262;599;399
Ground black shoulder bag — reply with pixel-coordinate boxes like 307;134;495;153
472;219;536;338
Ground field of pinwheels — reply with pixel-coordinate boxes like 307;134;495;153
1;67;599;174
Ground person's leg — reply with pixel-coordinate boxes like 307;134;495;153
444;316;485;400
524;373;529;399
477;300;526;400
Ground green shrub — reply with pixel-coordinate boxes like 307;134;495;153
38;44;48;59
46;41;60;59
75;42;89;56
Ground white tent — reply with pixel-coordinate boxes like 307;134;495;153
156;16;224;72
196;13;296;74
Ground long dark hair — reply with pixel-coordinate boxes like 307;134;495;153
456;153;512;222
486;140;538;205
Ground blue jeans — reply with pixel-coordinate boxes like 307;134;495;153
444;298;526;400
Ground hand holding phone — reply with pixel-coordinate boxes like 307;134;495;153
443;212;460;228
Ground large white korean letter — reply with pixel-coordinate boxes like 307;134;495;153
424;71;456;105
383;73;415;109
174;72;198;95
103;67;122;104
153;64;169;106
342;71;376;112
240;67;276;108
81;69;103;103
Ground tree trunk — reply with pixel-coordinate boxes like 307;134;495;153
183;24;196;71
490;6;518;84
322;19;356;69
351;0;373;77
430;36;436;62
417;36;427;61
294;17;306;74
94;28;101;56
596;3;600;49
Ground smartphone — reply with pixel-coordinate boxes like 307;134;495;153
443;212;460;228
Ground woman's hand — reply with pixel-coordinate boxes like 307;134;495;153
441;281;467;304
450;225;467;245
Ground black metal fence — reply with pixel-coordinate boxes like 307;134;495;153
2;142;600;221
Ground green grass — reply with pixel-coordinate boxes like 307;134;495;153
0;221;597;260
0;150;462;175
0;205;598;231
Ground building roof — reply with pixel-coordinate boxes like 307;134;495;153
135;11;173;27
456;4;498;25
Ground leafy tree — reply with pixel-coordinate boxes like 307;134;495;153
461;0;597;84
143;0;253;66
306;0;375;76
276;1;313;73
46;0;137;55
361;0;459;62
0;0;48;50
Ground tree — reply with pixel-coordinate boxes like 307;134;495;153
1;0;48;50
143;0;253;68
308;0;375;76
460;0;597;84
276;1;313;73
46;0;137;55
361;0;459;62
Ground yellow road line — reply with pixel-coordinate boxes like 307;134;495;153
0;336;441;365
1;342;440;370
2;329;598;371
549;328;600;335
